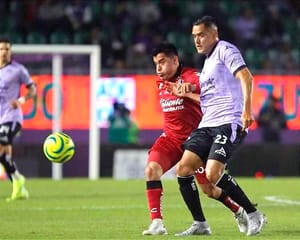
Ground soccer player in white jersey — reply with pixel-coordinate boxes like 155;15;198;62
0;37;36;201
170;16;267;236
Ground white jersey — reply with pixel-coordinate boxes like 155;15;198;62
198;40;246;128
0;60;33;124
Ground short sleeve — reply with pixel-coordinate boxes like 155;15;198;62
19;64;33;86
220;44;246;75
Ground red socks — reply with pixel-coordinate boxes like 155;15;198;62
146;188;163;219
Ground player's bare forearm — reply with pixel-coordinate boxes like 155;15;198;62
236;67;254;129
25;84;37;100
10;84;37;109
236;68;252;108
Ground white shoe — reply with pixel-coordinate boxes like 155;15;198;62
142;219;168;235
175;221;211;236
247;211;267;236
234;207;248;233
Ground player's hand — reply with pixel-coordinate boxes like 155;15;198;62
241;111;255;130
178;83;194;94
163;81;176;93
10;99;21;109
164;81;195;97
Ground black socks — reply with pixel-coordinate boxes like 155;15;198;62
178;175;206;222
0;154;15;181
216;173;256;213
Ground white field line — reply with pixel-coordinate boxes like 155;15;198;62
265;196;300;205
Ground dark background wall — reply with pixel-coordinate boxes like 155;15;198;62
228;144;300;176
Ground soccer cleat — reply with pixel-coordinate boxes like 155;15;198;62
142;219;168;235
175;221;211;236
247;211;267;236
234;207;248;233
20;187;29;199
6;175;29;201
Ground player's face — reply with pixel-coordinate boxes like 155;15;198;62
0;42;12;65
153;53;179;80
192;24;218;55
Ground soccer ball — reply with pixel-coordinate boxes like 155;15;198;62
43;132;75;163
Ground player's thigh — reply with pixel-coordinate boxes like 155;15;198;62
176;149;203;175
206;124;245;181
208;123;244;164
183;128;213;163
0;122;21;149
148;135;183;173
205;159;226;183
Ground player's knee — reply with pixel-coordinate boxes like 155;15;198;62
205;169;221;184
176;162;193;176
145;162;163;180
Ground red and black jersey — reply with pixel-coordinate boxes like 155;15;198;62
156;67;202;142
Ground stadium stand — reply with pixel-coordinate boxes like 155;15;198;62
0;0;298;73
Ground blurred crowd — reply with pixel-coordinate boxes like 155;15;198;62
0;0;299;73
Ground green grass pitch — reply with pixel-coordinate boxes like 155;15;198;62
0;177;299;240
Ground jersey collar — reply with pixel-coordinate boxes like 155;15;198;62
206;40;219;58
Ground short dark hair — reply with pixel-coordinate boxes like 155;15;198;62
193;16;217;28
0;37;11;44
152;42;178;57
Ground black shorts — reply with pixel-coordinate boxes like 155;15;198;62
183;123;247;164
0;122;21;145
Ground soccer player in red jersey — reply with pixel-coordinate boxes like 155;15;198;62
142;42;247;236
